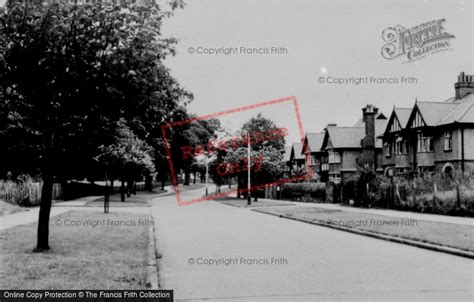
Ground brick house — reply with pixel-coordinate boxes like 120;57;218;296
301;132;326;181
381;72;474;176
320;105;387;183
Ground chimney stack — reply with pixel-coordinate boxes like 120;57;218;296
455;72;474;100
362;104;378;148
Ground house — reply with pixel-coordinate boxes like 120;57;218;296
301;132;326;181
288;142;305;174
380;107;412;175
282;146;292;177
321;105;387;183
381;72;474;177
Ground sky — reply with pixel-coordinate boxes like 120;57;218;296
160;0;473;144
1;0;472;144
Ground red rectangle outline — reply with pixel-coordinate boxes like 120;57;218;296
161;96;313;206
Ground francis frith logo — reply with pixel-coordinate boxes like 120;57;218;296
381;19;455;62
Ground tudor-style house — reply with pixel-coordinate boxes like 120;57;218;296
282;146;292;178
301;132;326;182
288;142;305;173
381;72;474;176
321;105;387;183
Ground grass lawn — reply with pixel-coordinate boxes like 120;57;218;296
0;199;29;217
255;205;474;252
215;196;294;208
0;211;150;289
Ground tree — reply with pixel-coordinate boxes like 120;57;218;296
0;2;187;251
209;114;286;199
168;114;221;185
95;122;155;201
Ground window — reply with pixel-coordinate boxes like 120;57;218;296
384;142;392;157
328;151;341;164
310;155;317;165
395;137;410;155
444;131;452;151
395;137;402;154
417;132;433;152
329;173;341;183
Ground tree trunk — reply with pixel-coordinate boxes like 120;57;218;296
121;181;125;202
193;171;197;184
126;180;132;198
237;175;242;198
104;173;110;214
184;167;190;186
145;175;153;191
110;180;115;195
35;174;54;251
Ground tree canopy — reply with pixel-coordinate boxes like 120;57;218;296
0;1;189;250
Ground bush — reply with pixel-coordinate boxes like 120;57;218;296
281;182;326;202
343;170;474;216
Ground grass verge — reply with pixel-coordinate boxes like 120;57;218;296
253;205;474;252
0;211;150;289
0;199;28;217
215;196;294;208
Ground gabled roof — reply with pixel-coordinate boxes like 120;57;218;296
374;118;388;148
416;102;458;126
283;146;292;162
437;93;474;125
407;93;474;128
324;126;365;149
302;132;324;154
394;108;412;128
383;107;412;135
290;143;304;160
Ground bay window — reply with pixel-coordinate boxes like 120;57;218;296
417;132;433;152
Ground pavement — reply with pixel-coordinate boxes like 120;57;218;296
150;187;474;301
0;195;150;231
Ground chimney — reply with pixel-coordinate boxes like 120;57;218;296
362;104;378;148
326;122;337;127
455;72;474;99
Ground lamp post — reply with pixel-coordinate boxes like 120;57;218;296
247;133;251;205
205;155;209;196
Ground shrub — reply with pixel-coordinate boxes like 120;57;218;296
341;170;474;216
281;182;326;202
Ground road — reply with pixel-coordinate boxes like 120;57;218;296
150;187;473;301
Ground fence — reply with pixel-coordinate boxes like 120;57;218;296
0;180;150;206
0;181;63;206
